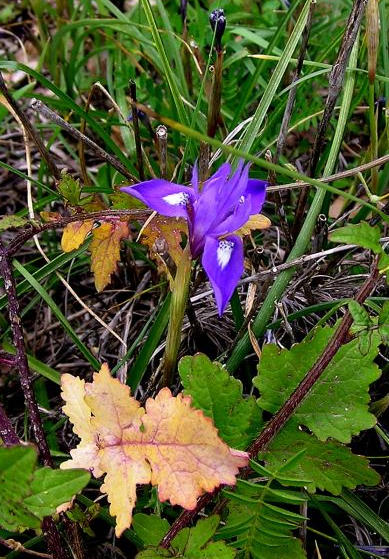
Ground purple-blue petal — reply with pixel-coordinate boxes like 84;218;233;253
191;162;199;194
202;234;244;315
202;162;231;194
121;180;195;218
212;194;253;236
245;179;267;214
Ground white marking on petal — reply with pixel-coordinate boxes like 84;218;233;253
162;192;190;206
239;195;245;204
217;240;234;269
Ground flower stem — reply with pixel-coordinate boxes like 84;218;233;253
162;246;192;387
207;49;224;139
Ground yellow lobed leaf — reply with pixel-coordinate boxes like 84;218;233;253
61;220;94;252
235;214;271;237
89;220;129;292
61;364;248;537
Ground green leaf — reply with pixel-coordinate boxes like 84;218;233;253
135;518;234;559
132;514;170;547
172;517;234;559
379;301;389;342
0;445;90;531
172;516;219;554
25;467;90;517
179;354;262;449
0;446;41;531
219;502;306;559
0;215;27;231
258;423;380;494
329;222;382;254
254;326;380;442
348;301;373;333
57;173;83;206
136;549;172;559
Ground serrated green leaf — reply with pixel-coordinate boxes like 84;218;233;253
25;467;90;517
258;423;380;494
143;516;234;559
0;445;41;531
0;445;89;531
348;301;372;333
254;326;380;442
57;173;82;206
329;222;382;254
179;354;262;449
0;215;27;231
132;514;170;547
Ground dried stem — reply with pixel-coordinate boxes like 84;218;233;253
160;258;379;547
0;72;61;180
156;125;168;179
207;50;224;138
270;2;315;250
6;208;151;256
129;80;145;181
30;99;137;182
0;238;68;559
292;0;368;237
0;401;19;446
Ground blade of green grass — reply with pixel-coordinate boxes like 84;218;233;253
13;260;100;370
0;61;137;176
0;244;90;310
2;341;61;385
139;0;191;133
126;293;171;391
233;0;312;160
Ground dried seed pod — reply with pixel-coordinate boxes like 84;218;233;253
366;0;379;84
209;8;226;52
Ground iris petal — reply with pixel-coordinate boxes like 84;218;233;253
245;179;267;213
212;194;253;236
121;180;195;218
202;234;244;315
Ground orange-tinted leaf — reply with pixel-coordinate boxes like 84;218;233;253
236;214;271;237
141;216;188;275
61;365;248;537
61;220;94;252
90;220;129;292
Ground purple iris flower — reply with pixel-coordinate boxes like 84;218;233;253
121;162;267;315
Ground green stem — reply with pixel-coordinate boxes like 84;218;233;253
227;35;361;373
162;246;192;387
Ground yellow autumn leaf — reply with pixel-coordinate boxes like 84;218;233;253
61;364;248;537
89;220;129;292
61;220;94;252
236;214;271;237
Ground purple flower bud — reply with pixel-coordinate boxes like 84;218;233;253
209;8;226;52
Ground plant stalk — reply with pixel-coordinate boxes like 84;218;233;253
162;246;192;387
0;238;68;559
160;257;380;547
